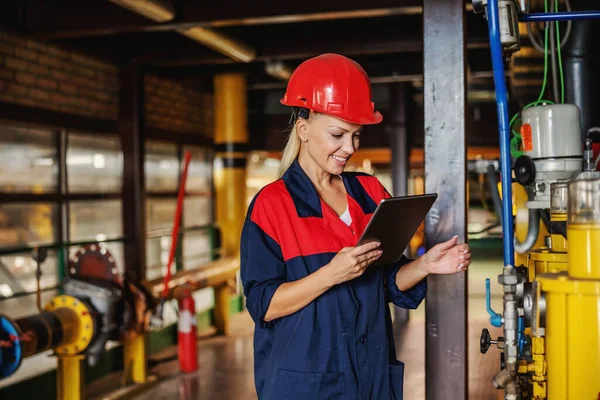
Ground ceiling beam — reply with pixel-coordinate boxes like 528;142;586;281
140;35;489;67
24;0;423;39
144;37;423;66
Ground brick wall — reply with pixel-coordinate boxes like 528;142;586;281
145;75;213;136
0;30;213;137
0;31;119;120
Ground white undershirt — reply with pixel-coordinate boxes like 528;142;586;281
339;206;352;226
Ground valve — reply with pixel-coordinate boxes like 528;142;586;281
480;328;504;354
486;278;503;327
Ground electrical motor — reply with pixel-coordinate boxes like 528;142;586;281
514;104;583;209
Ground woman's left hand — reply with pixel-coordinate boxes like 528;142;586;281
421;235;471;275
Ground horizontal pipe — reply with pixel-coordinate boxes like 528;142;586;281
146;257;239;299
520;10;600;22
0;306;84;377
15;308;79;358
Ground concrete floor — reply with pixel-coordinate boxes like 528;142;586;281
132;253;506;400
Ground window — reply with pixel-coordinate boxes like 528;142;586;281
67;134;123;193
0;122;124;307
144;141;214;280
0;125;58;193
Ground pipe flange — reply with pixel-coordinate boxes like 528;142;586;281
69;244;121;285
45;295;94;356
0;315;23;378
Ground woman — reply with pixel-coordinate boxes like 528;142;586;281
240;53;471;400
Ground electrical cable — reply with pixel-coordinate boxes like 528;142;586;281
549;0;560;103
526;0;572;53
555;0;565;103
587;127;600;137
469;222;502;235
509;0;562;157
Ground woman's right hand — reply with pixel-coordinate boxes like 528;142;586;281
323;242;383;285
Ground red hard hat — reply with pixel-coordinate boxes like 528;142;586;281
280;53;383;125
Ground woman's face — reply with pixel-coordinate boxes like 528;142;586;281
298;113;362;175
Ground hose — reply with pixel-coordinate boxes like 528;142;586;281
514;208;541;254
487;164;504;226
587;126;600;137
540;209;551;232
526;0;572;53
549;0;560;103
469;222;502;235
486;164;541;254
549;221;567;239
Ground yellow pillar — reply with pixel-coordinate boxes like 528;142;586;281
123;333;148;384
57;355;84;400
213;73;248;335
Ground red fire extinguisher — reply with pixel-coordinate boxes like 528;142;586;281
178;287;198;373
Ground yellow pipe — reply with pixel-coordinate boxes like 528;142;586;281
213;73;248;335
214;73;248;258
123;333;148;384
147;257;239;299
213;284;232;336
57;355;84;400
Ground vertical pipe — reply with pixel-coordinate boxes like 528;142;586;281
213;73;248;258
388;83;410;325
57;355;84;400
423;0;468;398
123;333;148;384
120;58;147;281
563;10;599;139
487;0;515;267
57;129;67;284
213;73;248;335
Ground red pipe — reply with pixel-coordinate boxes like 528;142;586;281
162;151;193;299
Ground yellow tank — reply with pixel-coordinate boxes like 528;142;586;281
536;178;600;399
537;273;600;399
566;224;600;279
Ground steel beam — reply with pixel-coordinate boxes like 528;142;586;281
25;0;421;38
120;58;147;281
388;82;410;325
423;0;468;399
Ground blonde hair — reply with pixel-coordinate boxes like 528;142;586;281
277;123;301;179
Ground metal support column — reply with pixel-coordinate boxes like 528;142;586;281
213;73;248;335
120;58;147;281
423;0;468;398
388;82;410;325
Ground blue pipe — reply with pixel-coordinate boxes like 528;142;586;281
520;10;600;22
487;0;515;267
518;316;525;356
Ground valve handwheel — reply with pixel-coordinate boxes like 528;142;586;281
480;328;492;354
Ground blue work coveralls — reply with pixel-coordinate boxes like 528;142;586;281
240;160;427;400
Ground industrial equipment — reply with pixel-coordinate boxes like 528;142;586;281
0;244;155;397
475;1;600;399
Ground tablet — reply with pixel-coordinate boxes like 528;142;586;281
356;193;438;266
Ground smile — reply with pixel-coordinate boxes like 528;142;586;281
332;155;348;163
